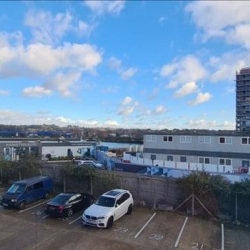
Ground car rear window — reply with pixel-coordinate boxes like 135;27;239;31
52;195;70;204
95;196;115;207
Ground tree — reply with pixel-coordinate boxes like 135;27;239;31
175;171;230;216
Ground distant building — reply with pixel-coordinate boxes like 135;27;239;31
140;130;250;173
236;67;250;132
0;139;98;161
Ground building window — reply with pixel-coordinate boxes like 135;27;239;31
219;158;232;166
198;157;210;164
146;135;157;142
180;156;187;162
167;155;173;161
219;137;232;144
241;137;250;145
242;137;248;144
219;137;225;143
198;136;211;144
151;155;156;161
180;136;192;143
163;135;173;142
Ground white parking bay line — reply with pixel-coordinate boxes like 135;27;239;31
221;223;224;250
174;216;188;248
42;214;50;219
134;213;156;239
69;216;82;225
19;199;51;214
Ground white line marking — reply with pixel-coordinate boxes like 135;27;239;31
221;223;224;250
42;214;49;219
69;216;82;225
174;217;188;248
19;199;51;213
134;213;156;239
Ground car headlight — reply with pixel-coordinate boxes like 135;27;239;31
11;199;17;203
97;216;106;219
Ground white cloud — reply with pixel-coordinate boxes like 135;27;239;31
209;50;250;82
23;86;52;97
161;55;207;89
25;10;73;45
0;89;9;96
77;21;96;37
104;120;119;127
186;2;250;48
107;56;122;72
121;67;137;80
155;105;166;114
0;34;102;97
142;105;167;117
189;92;212;106
188;119;217;128
0;41;102;77
24;10;95;44
188;119;235;130
147;87;160;101
118;106;134;115
174;81;198;97
122;96;132;105
44;71;81;97
78;119;99;126
85;0;125;16
160;64;177;77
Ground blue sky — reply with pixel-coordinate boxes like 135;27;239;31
0;1;250;130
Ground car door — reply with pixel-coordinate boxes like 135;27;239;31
68;195;79;211
121;193;130;216
74;194;84;211
24;185;34;203
114;195;124;221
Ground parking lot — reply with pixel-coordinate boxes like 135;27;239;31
0;189;250;250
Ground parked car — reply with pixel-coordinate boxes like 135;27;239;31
82;189;133;229
0;176;53;209
77;160;104;169
45;193;95;217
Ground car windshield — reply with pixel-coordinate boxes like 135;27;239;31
8;183;26;194
95;196;115;207
52;195;70;204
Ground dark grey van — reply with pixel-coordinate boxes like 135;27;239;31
0;176;53;209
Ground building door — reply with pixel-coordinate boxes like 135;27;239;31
242;160;250;168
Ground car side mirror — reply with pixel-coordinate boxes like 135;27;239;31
116;203;119;207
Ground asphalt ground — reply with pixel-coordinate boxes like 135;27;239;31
0;189;250;250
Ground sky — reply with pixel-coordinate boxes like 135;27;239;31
0;1;250;130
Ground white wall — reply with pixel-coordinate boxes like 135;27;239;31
123;153;233;174
42;146;91;158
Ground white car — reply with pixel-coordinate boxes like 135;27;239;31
77;160;104;169
82;189;133;229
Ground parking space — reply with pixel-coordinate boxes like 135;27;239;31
1;201;250;250
177;217;221;250
131;210;186;249
224;225;250;250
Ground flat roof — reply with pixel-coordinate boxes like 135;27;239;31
144;130;250;137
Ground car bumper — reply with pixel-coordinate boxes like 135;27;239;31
45;209;66;217
0;201;19;208
82;218;106;228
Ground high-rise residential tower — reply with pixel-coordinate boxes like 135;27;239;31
236;67;250;132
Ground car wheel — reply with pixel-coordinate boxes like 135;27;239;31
127;204;133;215
67;208;73;217
106;216;114;229
18;201;26;210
